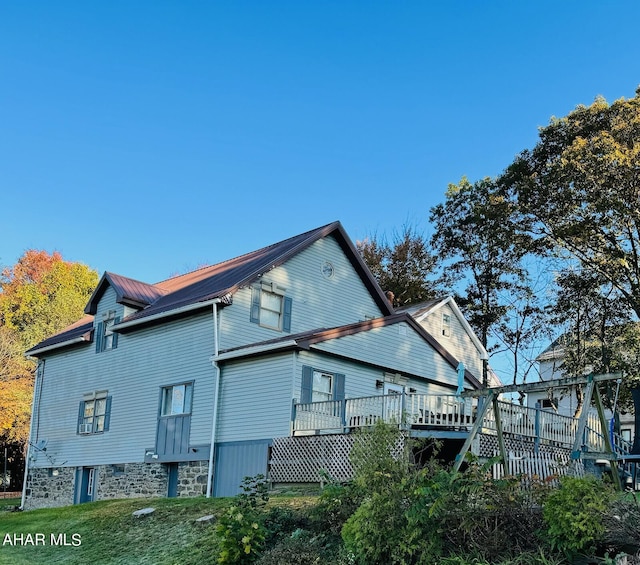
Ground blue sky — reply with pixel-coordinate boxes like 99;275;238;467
2;1;639;286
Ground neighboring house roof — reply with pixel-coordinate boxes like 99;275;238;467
536;337;565;363
217;312;483;390
398;296;501;387
27;221;393;355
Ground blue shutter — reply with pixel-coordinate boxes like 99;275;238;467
95;322;104;353
103;396;112;431
333;373;345;401
282;297;292;332
77;401;85;434
111;317;120;349
301;366;313;404
250;287;261;324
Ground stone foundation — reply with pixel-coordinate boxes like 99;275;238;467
24;460;210;510
24;467;76;509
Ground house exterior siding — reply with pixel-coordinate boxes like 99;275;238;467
307;321;460;391
219;236;384;351
417;302;484;380
29;309;216;470
23;222;487;509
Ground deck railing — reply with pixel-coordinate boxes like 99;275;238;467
292;393;475;435
292;393;611;451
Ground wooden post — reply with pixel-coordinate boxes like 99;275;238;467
453;390;494;473
492;395;509;477
534;403;541;454
593;384;622;491
571;376;595;459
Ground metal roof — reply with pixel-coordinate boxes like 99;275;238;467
28;221;394;352
25;315;94;355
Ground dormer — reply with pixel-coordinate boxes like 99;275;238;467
84;272;167;352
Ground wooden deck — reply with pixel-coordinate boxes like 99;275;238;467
292;392;625;455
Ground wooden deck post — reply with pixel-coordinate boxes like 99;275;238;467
593;383;622;491
453;390;494;474
492;394;509;477
534;403;541;454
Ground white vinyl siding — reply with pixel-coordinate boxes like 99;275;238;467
418;303;484;381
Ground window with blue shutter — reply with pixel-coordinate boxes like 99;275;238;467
301;365;345;403
249;284;292;333
95;314;120;352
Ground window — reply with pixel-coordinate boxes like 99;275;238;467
301;366;345;403
442;313;451;337
312;371;333;402
95;312;120;352
541;398;559;410
622;429;632;443
78;392;112;434
161;383;193;416
250;283;292;332
112;464;126;476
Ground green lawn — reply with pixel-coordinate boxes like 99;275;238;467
0;496;234;565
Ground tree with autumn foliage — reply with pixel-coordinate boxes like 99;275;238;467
0;250;98;487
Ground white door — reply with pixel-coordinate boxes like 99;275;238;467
383;383;403;422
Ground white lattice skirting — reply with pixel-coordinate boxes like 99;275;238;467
269;433;406;483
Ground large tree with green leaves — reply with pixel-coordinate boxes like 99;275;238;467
502;89;640;320
502;88;640;449
430;176;539;386
357;225;437;307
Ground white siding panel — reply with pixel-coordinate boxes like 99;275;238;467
32;311;216;468
219;236;384;350
418;304;484;381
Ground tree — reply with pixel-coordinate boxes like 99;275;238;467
0;250;98;487
0;326;33;443
548;269;634;416
502;88;640;447
357;225;437;307
0;250;99;350
502;89;640;320
430;177;537;386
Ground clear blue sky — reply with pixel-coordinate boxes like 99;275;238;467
2;0;639;286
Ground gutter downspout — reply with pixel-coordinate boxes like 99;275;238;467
206;300;222;498
21;359;44;510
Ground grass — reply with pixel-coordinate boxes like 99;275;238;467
0;496;233;565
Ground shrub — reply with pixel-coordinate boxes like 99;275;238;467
257;529;336;565
263;505;310;546
215;475;269;564
311;478;363;537
216;505;267;564
542;475;615;559
340;423;446;564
